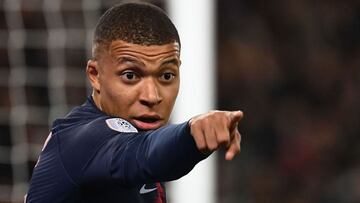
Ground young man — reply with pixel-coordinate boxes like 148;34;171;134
26;2;243;203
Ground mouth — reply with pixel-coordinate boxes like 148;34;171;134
131;115;163;130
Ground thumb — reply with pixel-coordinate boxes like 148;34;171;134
225;131;241;160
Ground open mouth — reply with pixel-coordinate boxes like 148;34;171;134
132;115;163;130
136;117;160;123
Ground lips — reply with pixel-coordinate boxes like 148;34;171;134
131;115;163;130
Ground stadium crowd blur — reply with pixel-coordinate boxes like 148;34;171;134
0;0;359;202
217;0;360;203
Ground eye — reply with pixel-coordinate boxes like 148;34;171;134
120;71;140;83
159;72;175;82
124;72;135;80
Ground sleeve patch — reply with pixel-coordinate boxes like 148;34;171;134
105;118;138;133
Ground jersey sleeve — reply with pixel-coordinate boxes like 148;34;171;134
81;121;209;186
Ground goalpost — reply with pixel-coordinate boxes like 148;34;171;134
0;0;216;202
167;0;217;203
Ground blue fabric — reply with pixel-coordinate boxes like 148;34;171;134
26;96;208;203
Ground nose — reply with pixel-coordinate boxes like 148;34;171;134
139;79;162;107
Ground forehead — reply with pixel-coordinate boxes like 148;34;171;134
108;40;180;60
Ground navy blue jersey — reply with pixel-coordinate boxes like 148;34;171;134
26;96;207;203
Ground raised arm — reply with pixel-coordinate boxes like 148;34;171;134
107;110;243;185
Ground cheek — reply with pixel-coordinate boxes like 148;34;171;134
105;85;136;105
162;83;180;106
100;80;138;115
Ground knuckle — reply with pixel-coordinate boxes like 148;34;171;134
208;142;218;151
217;134;229;144
209;110;221;119
197;142;207;151
209;110;219;114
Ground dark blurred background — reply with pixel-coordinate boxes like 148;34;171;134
0;0;359;202
217;0;360;203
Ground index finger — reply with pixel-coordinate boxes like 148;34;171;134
228;111;243;132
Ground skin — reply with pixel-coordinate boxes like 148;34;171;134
87;40;243;160
189;110;243;160
87;40;181;131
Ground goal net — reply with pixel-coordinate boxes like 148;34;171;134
0;0;164;202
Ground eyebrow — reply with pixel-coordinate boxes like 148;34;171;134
117;56;180;67
161;58;180;67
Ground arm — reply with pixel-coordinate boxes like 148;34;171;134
111;110;243;185
82;110;243;186
110;122;207;185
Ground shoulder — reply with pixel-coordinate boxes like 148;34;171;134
54;114;139;183
55;115;138;157
105;118;138;133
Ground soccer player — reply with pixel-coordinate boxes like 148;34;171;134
26;2;243;203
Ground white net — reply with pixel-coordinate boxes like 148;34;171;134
0;0;164;202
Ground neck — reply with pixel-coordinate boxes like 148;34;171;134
92;91;102;111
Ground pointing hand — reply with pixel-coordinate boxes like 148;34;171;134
189;110;243;160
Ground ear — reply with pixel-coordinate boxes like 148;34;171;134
86;59;101;93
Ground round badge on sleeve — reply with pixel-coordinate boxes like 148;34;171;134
106;118;138;133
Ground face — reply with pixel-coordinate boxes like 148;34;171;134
87;40;181;131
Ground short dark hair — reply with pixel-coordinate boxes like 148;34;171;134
93;2;180;56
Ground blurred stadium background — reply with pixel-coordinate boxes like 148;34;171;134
0;0;360;202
